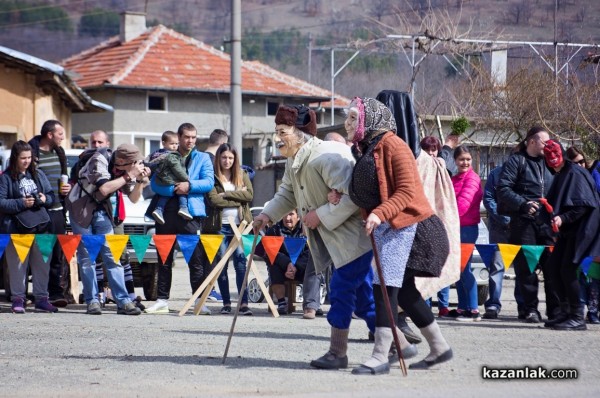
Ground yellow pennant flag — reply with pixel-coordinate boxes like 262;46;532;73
497;244;522;271
11;234;36;263
200;234;225;263
105;235;129;262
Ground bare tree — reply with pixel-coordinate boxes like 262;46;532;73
507;0;533;25
369;0;391;22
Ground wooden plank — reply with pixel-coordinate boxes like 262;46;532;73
249;260;279;317
69;256;80;302
178;222;251;316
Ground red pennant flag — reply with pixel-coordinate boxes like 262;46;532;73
57;234;82;261
153;234;177;264
260;236;284;265
460;243;475;273
547;245;554;253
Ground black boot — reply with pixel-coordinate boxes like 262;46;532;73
398;311;422;344
553;305;587;331
544;302;569;328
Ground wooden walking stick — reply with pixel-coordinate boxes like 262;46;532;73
222;220;263;364
369;234;408;376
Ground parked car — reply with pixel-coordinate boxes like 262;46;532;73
0;148;160;301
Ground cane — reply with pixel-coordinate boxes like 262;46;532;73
223;220;263;364
369;234;408;376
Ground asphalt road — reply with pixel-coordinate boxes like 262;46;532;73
0;259;598;398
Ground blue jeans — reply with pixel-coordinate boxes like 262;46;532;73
327;251;375;333
156;194;188;211
215;224;248;305
437;287;450;309
456;225;479;311
71;210;131;307
484;249;504;312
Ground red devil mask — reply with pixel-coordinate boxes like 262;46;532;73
543;139;563;168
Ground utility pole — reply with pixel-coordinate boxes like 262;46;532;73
230;0;243;154
308;32;312;82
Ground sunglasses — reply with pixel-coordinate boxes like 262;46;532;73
576;159;586;165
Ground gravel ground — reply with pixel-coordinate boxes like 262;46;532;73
0;259;598;398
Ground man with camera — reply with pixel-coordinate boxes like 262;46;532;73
66;141;149;315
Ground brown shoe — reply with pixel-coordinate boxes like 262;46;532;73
303;308;316;319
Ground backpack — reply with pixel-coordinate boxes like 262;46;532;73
66;148;112;227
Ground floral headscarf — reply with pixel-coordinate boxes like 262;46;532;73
350;97;396;145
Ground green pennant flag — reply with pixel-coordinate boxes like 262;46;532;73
241;234;262;257
35;234;57;263
521;245;546;273
129;235;152;263
588;262;600;280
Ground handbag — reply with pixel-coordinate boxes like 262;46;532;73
13;206;51;233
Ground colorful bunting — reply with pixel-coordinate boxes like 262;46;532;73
129;235;152;263
475;244;498;270
0;234;11;259
459;243;475;273
57;235;81;261
241;234;262;257
521;245;546;273
153;234;177;263
261;236;284;265
11;234;35;263
81;235;105;262
497;244;521;271
105;235;129;262
200;234;225;263
284;237;306;265
35;234;57;263
177;234;200;264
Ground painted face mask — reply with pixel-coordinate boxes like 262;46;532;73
543;139;563;168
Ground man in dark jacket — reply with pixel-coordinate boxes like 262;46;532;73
28;120;72;306
496;126;559;323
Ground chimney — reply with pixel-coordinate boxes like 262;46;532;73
120;11;146;43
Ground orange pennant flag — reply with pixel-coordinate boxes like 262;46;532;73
460;243;475;273
11;234;36;263
200;234;225;264
547;245;554;253
261;236;284;265
57;235;82;261
497;244;522;271
105;235;129;262
153;234;177;264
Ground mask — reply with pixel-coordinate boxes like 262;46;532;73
543;139;563;168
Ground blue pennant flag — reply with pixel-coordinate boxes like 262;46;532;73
475;244;497;270
580;256;594;276
283;237;306;265
176;234;200;264
81;235;105;262
0;234;11;259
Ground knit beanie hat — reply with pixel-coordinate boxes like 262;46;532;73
275;105;317;136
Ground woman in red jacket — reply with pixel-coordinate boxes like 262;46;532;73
333;97;452;374
448;145;483;321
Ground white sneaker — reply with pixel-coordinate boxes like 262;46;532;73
195;299;211;315
144;299;169;314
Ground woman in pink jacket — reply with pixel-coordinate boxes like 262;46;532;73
449;145;483;321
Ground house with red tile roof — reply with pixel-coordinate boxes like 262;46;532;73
61;12;350;168
0;45;110;149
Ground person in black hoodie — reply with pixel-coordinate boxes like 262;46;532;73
542;139;600;330
496;126;559;323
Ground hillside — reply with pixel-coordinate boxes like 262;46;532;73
1;0;599;100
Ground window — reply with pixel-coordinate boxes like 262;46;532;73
147;93;167;111
267;101;280;116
